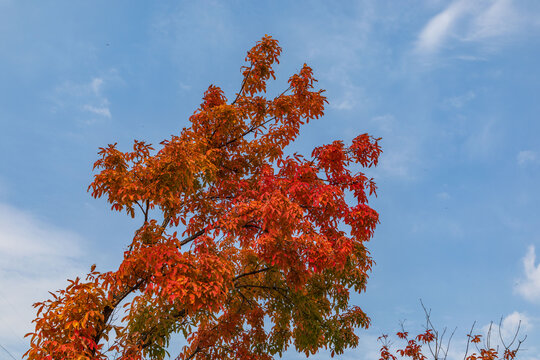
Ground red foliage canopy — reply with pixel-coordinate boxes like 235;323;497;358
26;35;381;360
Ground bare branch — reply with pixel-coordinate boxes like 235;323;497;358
463;321;476;360
442;327;456;360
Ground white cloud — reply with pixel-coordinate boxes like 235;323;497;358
497;311;530;341
90;77;104;95
0;203;86;357
416;0;471;54
179;81;191;91
151;1;235;63
443;91;476;108
327;66;369;112
376;143;419;180
83;104;111;118
415;0;537;57
286;2;375;113
51;73;117;122
440;314;532;360
332;95;356;111
463;118;499;160
475;312;531;358
515;245;540;303
480;311;530;340
436;191;451;200
371;114;395;133
80;77;111;119
517;150;537;166
453;54;488;61
469;0;518;40
369;114;422;181
516;246;540;304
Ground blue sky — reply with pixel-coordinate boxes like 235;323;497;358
1;1;540;359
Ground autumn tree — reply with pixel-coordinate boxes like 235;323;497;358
378;303;527;360
25;35;381;360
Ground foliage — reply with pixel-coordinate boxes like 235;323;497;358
25;35;381;360
378;303;527;360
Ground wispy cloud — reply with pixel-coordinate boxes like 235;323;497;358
377;143;419;180
0;203;86;357
89;77;103;94
468;0;519;40
416;0;471;54
517;150;537;166
83;104;111;118
369;114;422;181
151;1;235;65
436;191;451;200
287;1;376;113
515;245;540;303
178;81;191;91
329;77;366;111
463;118;500;160
50;71;119;123
443;91;476;109
415;0;538;57
371;114;395;133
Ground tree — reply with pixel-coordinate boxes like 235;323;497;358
378;302;527;360
25;35;382;360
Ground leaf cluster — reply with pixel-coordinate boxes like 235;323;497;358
26;36;382;360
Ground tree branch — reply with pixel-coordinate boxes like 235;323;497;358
180;229;206;247
232;65;253;105
463;321;476;360
233;266;273;281
184;346;200;360
218;116;277;149
145;199;149;223
134;201;146;219
234;284;290;301
93;277;147;347
139;308;188;350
